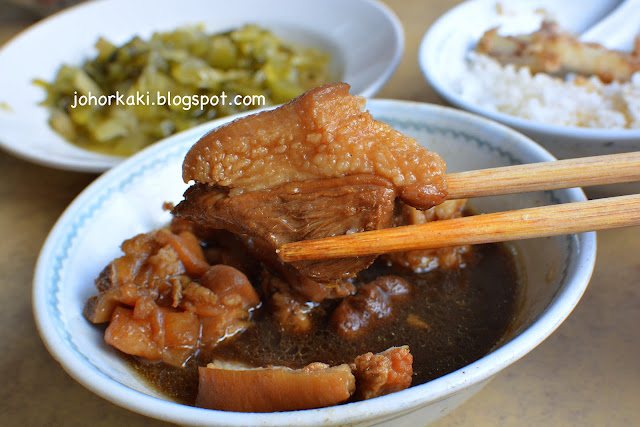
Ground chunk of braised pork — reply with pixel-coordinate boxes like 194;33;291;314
85;228;261;366
270;291;315;334
173;174;397;282
242;233;357;302
195;345;413;411
384;200;472;273
181;265;261;347
277;263;356;302
83;229;208;324
104;298;200;368
261;273;317;334
196;362;356;412
351;346;413;400
176;83;449;291
330;276;410;338
101;265;260;367
181;83;447;210
201;231;260;277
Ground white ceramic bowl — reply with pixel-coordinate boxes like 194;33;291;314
419;0;640;195
0;0;402;172
33;100;596;426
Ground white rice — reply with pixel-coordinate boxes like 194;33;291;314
453;52;640;129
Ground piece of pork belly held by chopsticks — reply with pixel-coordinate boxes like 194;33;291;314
173;83;447;283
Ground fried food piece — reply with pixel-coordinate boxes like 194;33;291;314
181;82;447;209
196;362;356;412
351;346;413;400
476;20;640;83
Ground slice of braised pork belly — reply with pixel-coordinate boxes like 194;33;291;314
196;346;413;412
196;362;356;412
181;82;447;208
174;82;448;283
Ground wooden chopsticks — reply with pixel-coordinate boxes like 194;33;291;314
446;151;640;199
278;194;640;261
277;152;640;262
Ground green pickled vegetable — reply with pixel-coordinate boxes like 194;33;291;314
36;25;333;156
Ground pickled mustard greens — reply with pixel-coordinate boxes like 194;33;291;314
35;25;333;156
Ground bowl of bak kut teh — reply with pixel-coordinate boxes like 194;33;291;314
33;83;596;426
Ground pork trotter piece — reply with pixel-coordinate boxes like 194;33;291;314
104;300;201;368
83;228;208;324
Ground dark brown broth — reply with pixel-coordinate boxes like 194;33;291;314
129;242;519;405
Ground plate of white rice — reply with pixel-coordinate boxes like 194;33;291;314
419;0;640;176
458;52;640;130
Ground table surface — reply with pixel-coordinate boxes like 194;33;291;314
1;1;638;426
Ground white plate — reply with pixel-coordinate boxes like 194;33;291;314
33;99;595;426
419;0;640;170
0;0;403;172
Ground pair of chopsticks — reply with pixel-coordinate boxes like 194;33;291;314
277;152;640;262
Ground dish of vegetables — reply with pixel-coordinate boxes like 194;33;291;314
0;0;403;172
36;25;333;156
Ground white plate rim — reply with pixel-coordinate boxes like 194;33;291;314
419;0;640;143
0;0;403;173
